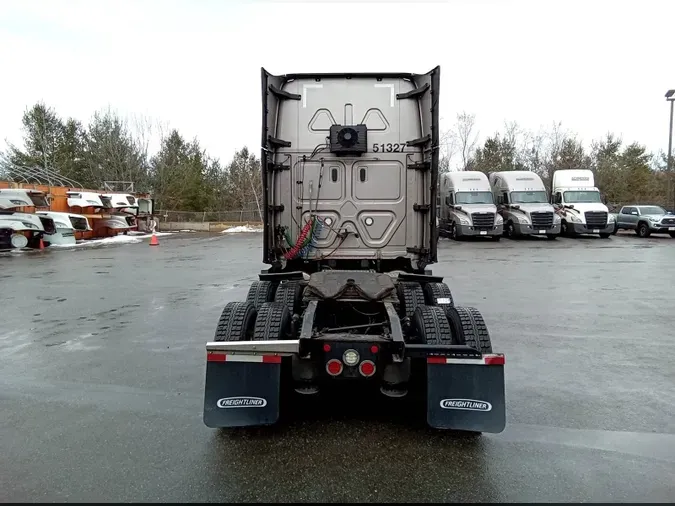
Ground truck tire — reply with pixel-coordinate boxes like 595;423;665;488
412;305;455;345
670;232;675;238
246;280;278;310
214;301;257;342
504;221;516;238
445;306;493;353
423;282;454;312
450;222;460;241
561;220;572;236
253;302;291;341
274;280;304;315
636;222;651;238
397;281;426;318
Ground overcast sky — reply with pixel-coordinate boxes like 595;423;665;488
1;0;673;167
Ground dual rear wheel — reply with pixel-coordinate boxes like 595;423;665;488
214;300;292;342
215;279;303;342
215;278;493;354
398;280;493;353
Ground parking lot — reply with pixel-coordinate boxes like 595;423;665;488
1;231;674;502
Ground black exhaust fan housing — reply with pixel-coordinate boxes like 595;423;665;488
329;124;367;156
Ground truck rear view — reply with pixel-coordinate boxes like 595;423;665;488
202;67;506;434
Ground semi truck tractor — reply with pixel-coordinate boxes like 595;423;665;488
489;170;561;239
551;169;615;238
202;66;506;434
438;171;503;241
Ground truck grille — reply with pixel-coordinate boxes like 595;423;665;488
662;217;675;225
471;213;495;228
531;212;554;229
584;211;607;228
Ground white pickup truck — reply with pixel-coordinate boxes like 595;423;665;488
615;205;675;238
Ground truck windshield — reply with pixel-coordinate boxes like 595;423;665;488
455;191;493;205
99;196;113;209
510;191;547;204
637;206;666;215
563;191;601;203
29;195;49;207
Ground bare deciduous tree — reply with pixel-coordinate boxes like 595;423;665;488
438;127;458;173
455;112;478;171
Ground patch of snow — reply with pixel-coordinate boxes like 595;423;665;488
50;232;174;249
128;231;173;237
221;225;263;234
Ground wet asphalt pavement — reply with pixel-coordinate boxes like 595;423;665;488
1;231;674;502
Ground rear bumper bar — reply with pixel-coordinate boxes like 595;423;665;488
204;339;506;433
206;339;502;362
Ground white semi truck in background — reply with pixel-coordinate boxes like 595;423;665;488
550;169;615;238
438;171;503;241
489;171;561;239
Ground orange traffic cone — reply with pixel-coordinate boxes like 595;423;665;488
39;238;45;249
149;233;159;246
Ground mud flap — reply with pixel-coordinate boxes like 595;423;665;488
426;354;506;433
203;352;282;428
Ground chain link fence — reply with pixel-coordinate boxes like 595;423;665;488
157;208;263;224
157;199;674;227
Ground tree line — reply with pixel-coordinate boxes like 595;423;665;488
440;113;675;209
2;102;674;212
0;102;262;212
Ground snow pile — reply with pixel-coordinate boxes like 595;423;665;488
127;232;173;238
50;235;143;248
221;225;263;234
51;232;174;249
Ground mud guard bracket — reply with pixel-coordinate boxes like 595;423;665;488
426;355;506;433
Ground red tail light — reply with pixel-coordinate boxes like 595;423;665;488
326;359;343;376
359;360;376;377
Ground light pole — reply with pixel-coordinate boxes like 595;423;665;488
666;90;675;171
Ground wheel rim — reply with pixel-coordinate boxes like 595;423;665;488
507;223;514;237
451;223;457;239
